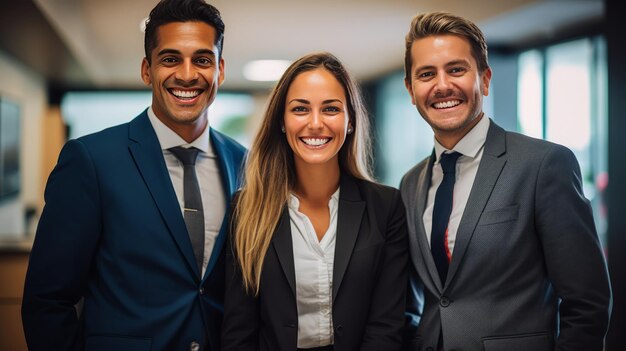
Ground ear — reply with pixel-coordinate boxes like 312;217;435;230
217;57;225;86
481;67;492;97
141;57;151;86
404;77;416;105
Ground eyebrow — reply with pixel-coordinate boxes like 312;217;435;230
414;59;471;72
287;98;344;105
156;48;217;57
445;59;471;68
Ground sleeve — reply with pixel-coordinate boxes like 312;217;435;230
403;265;424;350
220;197;260;351
534;145;612;351
21;139;102;351
360;190;409;351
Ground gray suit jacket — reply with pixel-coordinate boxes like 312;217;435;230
400;120;611;351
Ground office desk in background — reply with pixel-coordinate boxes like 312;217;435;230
0;239;31;351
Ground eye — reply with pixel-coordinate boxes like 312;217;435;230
418;71;435;80
195;57;213;65
162;56;179;64
291;106;308;113
323;106;341;113
449;67;467;75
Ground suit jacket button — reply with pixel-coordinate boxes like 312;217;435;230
335;324;344;336
190;341;200;351
199;287;205;295
440;296;451;307
425;347;434;351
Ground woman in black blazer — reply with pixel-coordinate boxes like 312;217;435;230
221;52;408;351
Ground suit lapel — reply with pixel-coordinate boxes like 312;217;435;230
272;208;297;295
412;153;446;292
333;176;365;300
203;128;242;280
127;111;200;277
447;121;507;284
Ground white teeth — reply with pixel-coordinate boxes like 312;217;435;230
301;138;330;146
171;90;200;99
433;100;461;109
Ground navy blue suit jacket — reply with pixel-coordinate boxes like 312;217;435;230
22;110;246;351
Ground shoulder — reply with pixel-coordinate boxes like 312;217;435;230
501;129;577;164
211;128;247;157
62;121;133;161
399;156;430;189
354;178;403;209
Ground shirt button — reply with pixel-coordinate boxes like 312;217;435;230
190;341;200;351
440;296;451;307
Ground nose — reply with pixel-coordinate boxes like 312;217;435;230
175;60;199;83
434;72;452;93
308;110;323;130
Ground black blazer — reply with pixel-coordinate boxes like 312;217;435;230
221;175;409;351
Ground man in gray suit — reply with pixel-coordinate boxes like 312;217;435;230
400;12;611;351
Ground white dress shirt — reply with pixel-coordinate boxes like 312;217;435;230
147;107;226;277
288;188;340;349
423;116;490;256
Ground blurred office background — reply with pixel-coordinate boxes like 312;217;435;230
0;0;624;349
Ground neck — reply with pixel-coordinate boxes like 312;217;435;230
435;113;483;149
175;121;207;144
293;161;341;205
152;108;208;144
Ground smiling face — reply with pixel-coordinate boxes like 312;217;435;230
405;34;491;149
283;68;350;172
141;21;224;142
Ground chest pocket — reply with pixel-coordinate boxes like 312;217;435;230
478;204;519;226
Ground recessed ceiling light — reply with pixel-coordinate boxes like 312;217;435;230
243;60;291;82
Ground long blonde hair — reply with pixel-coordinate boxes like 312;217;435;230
233;52;373;295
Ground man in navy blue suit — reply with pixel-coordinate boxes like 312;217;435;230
21;1;246;350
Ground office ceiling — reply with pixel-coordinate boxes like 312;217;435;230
1;0;604;90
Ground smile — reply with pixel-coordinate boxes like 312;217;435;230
300;137;331;146
169;89;202;100
432;99;462;109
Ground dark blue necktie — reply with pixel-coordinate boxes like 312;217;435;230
431;151;461;285
169;146;205;273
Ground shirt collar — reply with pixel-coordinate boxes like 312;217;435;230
147;107;213;155
288;187;341;211
433;115;490;163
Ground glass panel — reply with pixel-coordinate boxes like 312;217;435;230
61;91;254;146
374;72;433;187
544;37;608;247
517;50;544;138
545;39;593;195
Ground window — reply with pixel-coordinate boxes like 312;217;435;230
517;37;608;245
61;91;254;147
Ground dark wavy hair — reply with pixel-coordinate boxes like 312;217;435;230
144;0;225;63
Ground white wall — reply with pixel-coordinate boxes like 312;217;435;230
0;50;47;238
